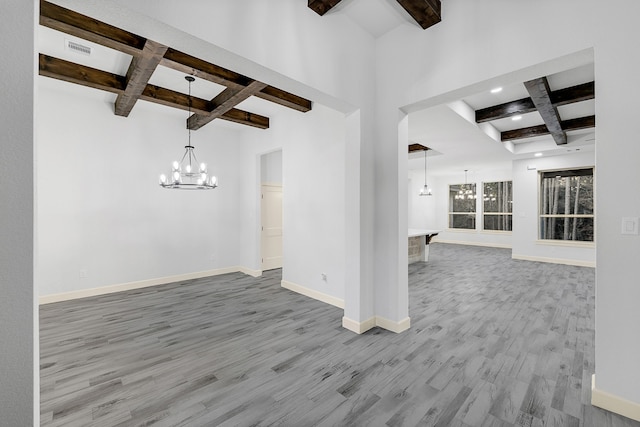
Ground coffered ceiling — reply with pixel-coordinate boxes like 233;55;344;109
37;0;595;177
38;0;312;131
409;63;596;175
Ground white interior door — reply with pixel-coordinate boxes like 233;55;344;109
261;184;283;271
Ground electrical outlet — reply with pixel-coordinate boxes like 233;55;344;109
79;269;88;279
622;217;639;235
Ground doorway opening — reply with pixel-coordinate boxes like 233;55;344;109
260;150;283;271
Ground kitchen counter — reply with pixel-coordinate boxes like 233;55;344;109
408;229;440;263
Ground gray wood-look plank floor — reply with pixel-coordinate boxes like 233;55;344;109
40;244;640;427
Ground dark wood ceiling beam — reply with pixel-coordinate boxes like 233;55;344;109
39;54;269;129
188;81;268;131
396;0;441;30
40;0;145;57
39;53;126;93
501;115;595;142
161;49;312;113
308;0;343;16
115;40;168;117
40;1;311;115
408;143;429;153
475;81;595;123
140;85;213;115
549;81;595;107
256;86;312;113
524;77;566;145
475;97;536;123
217;109;270;130
161;49;251;90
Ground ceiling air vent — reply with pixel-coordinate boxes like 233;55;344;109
65;39;91;56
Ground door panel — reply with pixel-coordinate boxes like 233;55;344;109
261;184;283;270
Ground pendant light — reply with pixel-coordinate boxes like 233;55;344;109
159;76;218;190
419;149;432;196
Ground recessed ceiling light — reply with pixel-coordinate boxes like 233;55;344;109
490;87;503;94
512;115;522;121
534;152;543;157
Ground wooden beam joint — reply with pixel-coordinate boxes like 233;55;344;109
115;40;168;117
396;0;441;30
308;0;343;16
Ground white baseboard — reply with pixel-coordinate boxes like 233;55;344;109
280;280;344;309
376;316;411;333
592;375;640;422
342;315;411;334
431;239;512;249
342;316;376;334
512;254;595;268
239;266;262;277
39;266;259;305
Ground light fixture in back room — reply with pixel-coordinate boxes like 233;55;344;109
159;76;218;190
419;148;432;196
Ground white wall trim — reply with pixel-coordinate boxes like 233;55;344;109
281;280;345;309
512;254;595;268
39;266;257;304
535;239;595;249
432;239;512;249
341;315;411;334
592;375;640;422
239;267;262;277
376;316;411;333
342;316;376;334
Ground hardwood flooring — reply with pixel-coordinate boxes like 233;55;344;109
40;244;640;426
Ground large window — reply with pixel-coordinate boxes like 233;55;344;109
539;168;594;241
483;181;513;231
449;183;476;229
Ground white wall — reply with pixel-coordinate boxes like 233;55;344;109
512;152;595;266
37;77;243;296
261;150;282;184
105;0;372;112
426;169;513;248
593;1;640;406
410;154;596;264
0;0;37;423
239;104;347;301
408;169;437;230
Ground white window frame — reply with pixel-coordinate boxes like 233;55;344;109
482;181;513;232
538;167;594;242
448;183;477;230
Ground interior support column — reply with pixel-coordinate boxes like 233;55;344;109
0;0;37;423
343;110;376;333
372;109;410;332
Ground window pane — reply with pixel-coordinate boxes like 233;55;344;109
449;184;476;212
540;175;593;215
449;214;476;229
539;168;594;242
539;217;594;241
484;214;512;231
483;181;513;213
